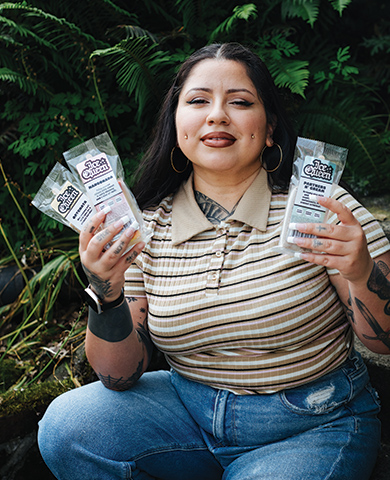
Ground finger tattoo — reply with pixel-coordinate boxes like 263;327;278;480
113;241;125;255
125;251;139;264
96;230;110;242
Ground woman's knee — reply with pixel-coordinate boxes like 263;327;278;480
38;382;107;464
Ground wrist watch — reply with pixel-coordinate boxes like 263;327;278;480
84;285;125;314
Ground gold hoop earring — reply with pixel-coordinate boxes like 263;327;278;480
260;143;283;173
170;146;189;174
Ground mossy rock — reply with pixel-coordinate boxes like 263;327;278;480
0;359;24;393
0;379;74;443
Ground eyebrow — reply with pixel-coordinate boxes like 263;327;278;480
186;87;256;97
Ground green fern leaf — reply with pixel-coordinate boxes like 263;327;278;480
209;4;257;42
267;59;310;97
281;0;320;27
328;0;352;15
91;37;172;120
0;67;38;95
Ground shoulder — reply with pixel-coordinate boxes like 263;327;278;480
142;194;174;224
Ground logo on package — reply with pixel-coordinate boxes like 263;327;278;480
80;156;110;182
57;186;80;214
303;159;334;182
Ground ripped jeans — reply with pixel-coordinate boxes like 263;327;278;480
38;350;381;480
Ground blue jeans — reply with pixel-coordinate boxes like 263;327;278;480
38;350;381;480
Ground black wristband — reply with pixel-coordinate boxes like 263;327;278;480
88;299;133;342
84;285;125;314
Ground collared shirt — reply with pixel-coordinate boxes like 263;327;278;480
125;170;390;394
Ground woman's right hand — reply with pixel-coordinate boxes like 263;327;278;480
79;211;145;303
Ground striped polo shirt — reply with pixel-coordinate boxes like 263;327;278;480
125;168;390;394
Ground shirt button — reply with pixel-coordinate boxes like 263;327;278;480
215;250;222;257
211;274;218;281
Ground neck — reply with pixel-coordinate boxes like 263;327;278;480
193;166;261;211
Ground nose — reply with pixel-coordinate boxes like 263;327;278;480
206;101;230;125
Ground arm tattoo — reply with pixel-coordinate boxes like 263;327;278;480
342;291;355;324
195;191;239;225
92;300;154;390
97;359;144;391
136;312;154;363
82;264;113;299
88;300;133;342
367;260;390;315
355;297;390;350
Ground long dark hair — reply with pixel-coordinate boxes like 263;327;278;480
132;43;297;210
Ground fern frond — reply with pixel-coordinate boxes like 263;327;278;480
281;0;320;26
0;3;105;48
328;0;352;15
209;4;257;43
0;13;57;50
0;67;38;95
107;25;159;43
267;59;310;97
296;93;387;183
91;37;172;121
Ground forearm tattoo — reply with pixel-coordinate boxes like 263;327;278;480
82;264;113;300
342;291;355;324
88;300;133;342
97;360;144;391
367;260;390;315
195;191;239;225
92;299;154;390
351;260;390;351
356;298;390;350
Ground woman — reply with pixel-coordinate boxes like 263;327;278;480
38;43;390;480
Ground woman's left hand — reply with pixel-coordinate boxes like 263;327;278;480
290;196;373;285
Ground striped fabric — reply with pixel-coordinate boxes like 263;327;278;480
125;170;390;394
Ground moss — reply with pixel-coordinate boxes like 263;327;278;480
0;358;23;393
0;379;74;417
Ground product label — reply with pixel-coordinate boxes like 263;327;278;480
51;181;94;230
291;156;336;225
76;154;122;205
76;153;135;242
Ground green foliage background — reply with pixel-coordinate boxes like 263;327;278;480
0;0;389;391
1;0;389;250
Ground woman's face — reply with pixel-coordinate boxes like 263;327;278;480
175;59;275;183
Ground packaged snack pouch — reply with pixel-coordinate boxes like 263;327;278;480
63;132;152;250
32;162;100;233
277;137;348;255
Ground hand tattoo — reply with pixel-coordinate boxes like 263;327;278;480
367;261;390;315
82;264;113;299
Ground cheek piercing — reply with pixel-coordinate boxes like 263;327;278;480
251;134;255;139
184;135;188;139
